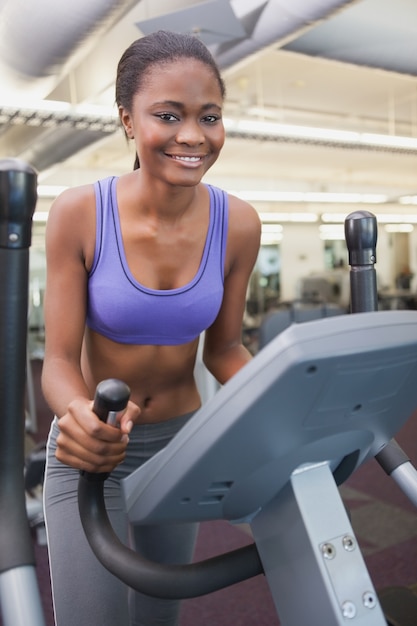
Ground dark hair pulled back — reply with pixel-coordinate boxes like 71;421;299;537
115;30;226;170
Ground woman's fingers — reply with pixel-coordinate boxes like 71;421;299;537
55;397;132;472
119;400;141;434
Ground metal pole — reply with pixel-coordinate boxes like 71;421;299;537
0;158;45;626
344;210;417;506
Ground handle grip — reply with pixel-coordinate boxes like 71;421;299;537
80;379;130;481
344;212;410;474
93;379;131;426
344;210;378;313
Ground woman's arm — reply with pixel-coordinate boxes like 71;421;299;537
41;186;93;415
41;186;139;472
203;195;261;383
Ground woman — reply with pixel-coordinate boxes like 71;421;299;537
42;30;261;626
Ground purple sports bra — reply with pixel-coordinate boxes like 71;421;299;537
86;177;228;345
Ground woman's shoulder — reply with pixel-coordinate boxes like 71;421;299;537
46;183;97;262
226;192;261;235
222;192;261;271
48;183;96;222
205;184;260;227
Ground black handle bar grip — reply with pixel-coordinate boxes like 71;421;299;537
80;379;131;482
92;378;131;426
344;211;407;473
78;473;263;598
78;380;263;597
344;210;378;313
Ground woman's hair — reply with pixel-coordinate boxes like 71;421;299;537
115;30;226;170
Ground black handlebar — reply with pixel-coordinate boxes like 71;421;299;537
78;379;263;598
80;379;131;482
345;211;409;475
92;378;131;423
0;159;38;577
344;210;378;314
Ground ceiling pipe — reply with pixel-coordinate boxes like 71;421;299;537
0;0;138;98
215;0;358;70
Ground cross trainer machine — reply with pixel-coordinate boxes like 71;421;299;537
79;213;417;625
0;159;46;626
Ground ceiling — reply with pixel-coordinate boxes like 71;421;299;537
1;0;417;222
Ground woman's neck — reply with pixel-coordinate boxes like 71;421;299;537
121;170;205;224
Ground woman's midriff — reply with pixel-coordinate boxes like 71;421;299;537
81;328;202;423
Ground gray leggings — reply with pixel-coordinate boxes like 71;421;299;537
43;413;198;626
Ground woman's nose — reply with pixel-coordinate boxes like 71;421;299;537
175;120;205;145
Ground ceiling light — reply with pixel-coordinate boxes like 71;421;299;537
261;224;283;243
230;190;387;204
319;224;345;233
321;213;351;223
225;119;360;143
322;212;417;224
377;214;417;224
262;224;283;233
261;232;283;245
223;118;417;153
304;192;386;204
385;224;414;233
258;212;317;223
399;196;417;205
361;134;417;150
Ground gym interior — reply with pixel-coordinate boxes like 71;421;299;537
1;1;417;625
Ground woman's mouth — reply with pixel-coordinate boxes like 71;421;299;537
168;154;204;164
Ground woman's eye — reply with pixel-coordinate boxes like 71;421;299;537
202;115;220;124
158;113;178;122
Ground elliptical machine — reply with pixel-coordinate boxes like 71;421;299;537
78;211;417;625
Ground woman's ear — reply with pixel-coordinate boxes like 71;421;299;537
119;106;134;139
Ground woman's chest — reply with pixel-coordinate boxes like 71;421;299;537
121;215;210;291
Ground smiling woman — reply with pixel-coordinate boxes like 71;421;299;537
119;56;225;186
41;29;261;626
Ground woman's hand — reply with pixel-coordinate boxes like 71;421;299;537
55;397;141;473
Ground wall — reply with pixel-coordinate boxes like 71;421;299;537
279;223;325;301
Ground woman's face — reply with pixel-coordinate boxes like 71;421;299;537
120;58;225;186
